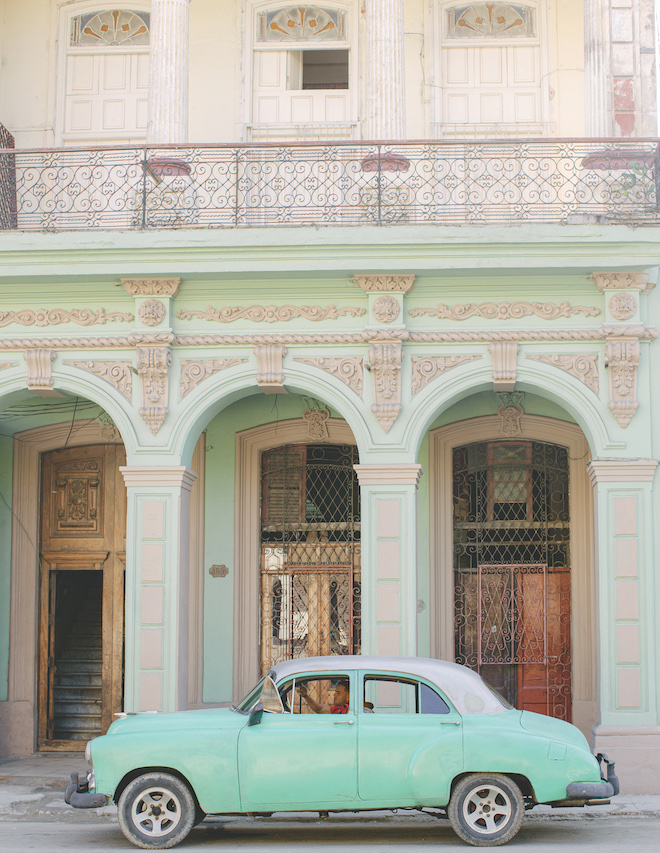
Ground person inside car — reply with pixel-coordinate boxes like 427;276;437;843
298;680;349;714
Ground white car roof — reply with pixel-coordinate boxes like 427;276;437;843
267;656;507;716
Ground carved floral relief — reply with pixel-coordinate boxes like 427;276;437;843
0;308;133;327
177;305;365;323
353;274;415;293
179;359;247;399
122;278;181;297
411;355;481;395
605;340;640;428
136;346;172;434
527;353;599;394
372;295;400;323
410;301;600;321
303;408;330;440
369;342;403;432
69;361;133;401
138;300;167;327
294;357;363;396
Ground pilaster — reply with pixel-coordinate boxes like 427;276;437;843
365;0;406;139
120;466;197;714
353;464;423;658
147;0;191;143
587;458;659;791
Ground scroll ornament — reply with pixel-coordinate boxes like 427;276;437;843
411;355;481;395
177;304;365;323
179;359;247;399
0;308;134;327
410;301;600;321
136;346;172;434
527;354;599;394
369;342;403;432
605;340;640;428
303;408;330;440
24;349;56;390
255;345;287;394
294;357;363;396
69;361;133;401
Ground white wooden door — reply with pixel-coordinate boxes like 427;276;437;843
65;52;148;141
252;50;348;126
442;43;541;131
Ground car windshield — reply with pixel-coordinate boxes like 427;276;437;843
233;675;267;713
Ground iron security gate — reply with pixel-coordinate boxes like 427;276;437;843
260;444;360;673
453;441;571;720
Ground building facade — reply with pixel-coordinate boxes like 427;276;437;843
1;0;660;795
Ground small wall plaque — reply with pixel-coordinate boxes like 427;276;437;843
209;564;229;578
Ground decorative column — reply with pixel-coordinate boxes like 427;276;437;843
121;467;197;713
365;0;406;139
584;0;610;137
587;459;660;793
148;0;191;143
353;464;423;657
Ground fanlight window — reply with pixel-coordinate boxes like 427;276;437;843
257;5;347;42
70;9;150;46
446;3;535;38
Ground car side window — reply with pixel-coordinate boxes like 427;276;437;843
279;676;351;714
363;676;451;714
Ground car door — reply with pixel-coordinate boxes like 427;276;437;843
237;672;358;809
357;672;464;807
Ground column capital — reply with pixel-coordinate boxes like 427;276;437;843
122;278;182;297
353;274;415;293
591;272;652;293
587;459;658;485
353;463;423;487
120;466;198;492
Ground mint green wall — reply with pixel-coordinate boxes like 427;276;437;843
0;435;12;701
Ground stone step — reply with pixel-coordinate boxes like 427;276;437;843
54;672;102;687
54;700;102;716
53;714;102;732
53;685;102;700
57;647;102;661
54;660;102;675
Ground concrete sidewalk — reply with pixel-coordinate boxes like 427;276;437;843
1;753;659;825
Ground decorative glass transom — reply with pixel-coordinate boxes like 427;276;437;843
257;6;347;42
446;3;535;38
70;9;150;46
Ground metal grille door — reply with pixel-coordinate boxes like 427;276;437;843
453;440;571;720
260;444;360;672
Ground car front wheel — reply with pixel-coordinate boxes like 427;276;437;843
448;773;524;847
118;772;196;849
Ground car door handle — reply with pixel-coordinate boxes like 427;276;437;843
333;720;354;725
441;721;461;726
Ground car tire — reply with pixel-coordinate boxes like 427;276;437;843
118;772;196;849
448;773;524;847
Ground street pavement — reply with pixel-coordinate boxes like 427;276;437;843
1;753;660;851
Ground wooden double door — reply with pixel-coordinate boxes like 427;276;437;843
38;444;126;750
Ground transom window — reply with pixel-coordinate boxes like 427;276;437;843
257;5;347;41
70;9;150;46
446;3;535;38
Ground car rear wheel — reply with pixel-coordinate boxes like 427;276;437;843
448;774;524;847
118;772;196;849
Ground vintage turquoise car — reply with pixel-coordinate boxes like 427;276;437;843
65;655;618;848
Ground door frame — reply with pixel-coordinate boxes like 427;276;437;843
429;414;596;737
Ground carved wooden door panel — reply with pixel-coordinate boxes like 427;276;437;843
39;444;126;750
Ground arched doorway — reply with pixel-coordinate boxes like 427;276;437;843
259;442;361;673
452;439;571;719
430;415;596;734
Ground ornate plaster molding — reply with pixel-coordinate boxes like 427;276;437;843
96;411;120;442
372;295;401;323
353;274;415;293
0;308;133;327
410;301;600;321
177;305;365;324
498;405;524;437
608;293;637;321
369;341;403;432
604;339;640;428
353;463;423;486
179;359;247;399
138;300;166;327
591;271;652;292
255;345;287;394
136;346;172;434
411;355;482;395
294;357;363;396
587;458;658;484
489;342;519;391
68;361;133;401
303;408;330;440
527;354;599;394
0;362;14;371
24;349;56;390
122;278;181;297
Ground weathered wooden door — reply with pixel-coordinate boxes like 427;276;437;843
38;444;126;750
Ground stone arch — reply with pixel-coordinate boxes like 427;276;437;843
428;414;596;737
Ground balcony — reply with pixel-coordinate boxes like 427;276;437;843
1;139;659;231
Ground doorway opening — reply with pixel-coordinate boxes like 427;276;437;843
259;443;361;673
453;439;571;720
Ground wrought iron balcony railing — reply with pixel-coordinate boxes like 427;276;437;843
1;139;659;231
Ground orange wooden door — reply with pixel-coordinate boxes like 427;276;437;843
38;444;126;750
